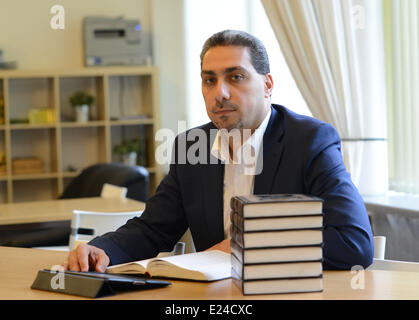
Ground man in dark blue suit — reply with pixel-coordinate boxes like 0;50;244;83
64;30;373;272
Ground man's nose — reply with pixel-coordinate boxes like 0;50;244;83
215;80;230;101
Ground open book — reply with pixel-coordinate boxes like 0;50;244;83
106;250;231;281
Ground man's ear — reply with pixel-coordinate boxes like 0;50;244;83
264;74;274;98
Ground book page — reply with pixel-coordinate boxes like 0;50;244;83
148;250;231;281
106;258;151;274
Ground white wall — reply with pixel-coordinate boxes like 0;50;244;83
0;0;188;175
0;0;152;69
151;0;187;134
151;0;187;174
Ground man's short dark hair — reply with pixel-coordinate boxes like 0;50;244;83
200;30;270;75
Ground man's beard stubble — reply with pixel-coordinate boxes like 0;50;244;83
211;100;243;132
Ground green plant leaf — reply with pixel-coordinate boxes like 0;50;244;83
113;138;141;155
69;91;95;107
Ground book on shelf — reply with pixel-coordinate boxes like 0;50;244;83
230;211;323;232
230;224;323;248
106;250;231;281
232;268;323;295
230;194;323;218
230;239;323;264
231;253;322;280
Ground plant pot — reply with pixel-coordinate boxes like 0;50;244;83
122;152;137;166
75;104;89;122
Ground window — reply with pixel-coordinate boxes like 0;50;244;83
384;0;419;194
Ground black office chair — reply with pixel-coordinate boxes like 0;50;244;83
0;163;149;248
60;163;149;202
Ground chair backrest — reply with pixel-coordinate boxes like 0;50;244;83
101;183;127;199
69;210;143;250
369;235;419;272
373;236;386;260
60;163;149;202
155;229;195;258
179;228;196;254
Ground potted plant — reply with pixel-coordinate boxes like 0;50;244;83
69;91;95;122
113;138;141;166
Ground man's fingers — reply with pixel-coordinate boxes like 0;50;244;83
67;250;81;271
64;244;110;272
95;251;110;273
61;260;69;270
76;244;90;272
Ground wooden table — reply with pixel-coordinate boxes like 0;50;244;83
1;246;419;300
0;197;145;225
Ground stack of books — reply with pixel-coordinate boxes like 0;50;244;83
230;194;324;295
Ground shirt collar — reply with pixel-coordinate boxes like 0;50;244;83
211;107;272;164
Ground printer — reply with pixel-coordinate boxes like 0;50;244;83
83;16;150;66
0;49;17;69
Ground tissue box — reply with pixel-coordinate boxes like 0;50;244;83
29;108;55;124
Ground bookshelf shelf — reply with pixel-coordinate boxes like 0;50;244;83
10;124;57;130
59;121;107;128
109;119;155;126
11;173;59;181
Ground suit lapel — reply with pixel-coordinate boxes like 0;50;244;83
201;125;225;245
254;106;285;194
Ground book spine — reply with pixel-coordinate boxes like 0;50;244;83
230;224;244;248
231;267;246;294
230;197;236;213
230;211;245;231
230;238;244;264
230;252;244;280
231;196;245;216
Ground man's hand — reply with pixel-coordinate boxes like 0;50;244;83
62;243;110;272
205;239;231;254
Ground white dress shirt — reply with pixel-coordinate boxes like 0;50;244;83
210;108;272;238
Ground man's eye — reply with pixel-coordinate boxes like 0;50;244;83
232;74;245;81
203;78;215;85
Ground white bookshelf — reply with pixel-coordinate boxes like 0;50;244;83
0;66;162;202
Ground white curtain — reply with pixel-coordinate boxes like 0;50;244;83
385;0;419;194
261;0;388;195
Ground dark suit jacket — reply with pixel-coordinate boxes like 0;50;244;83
90;105;374;270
